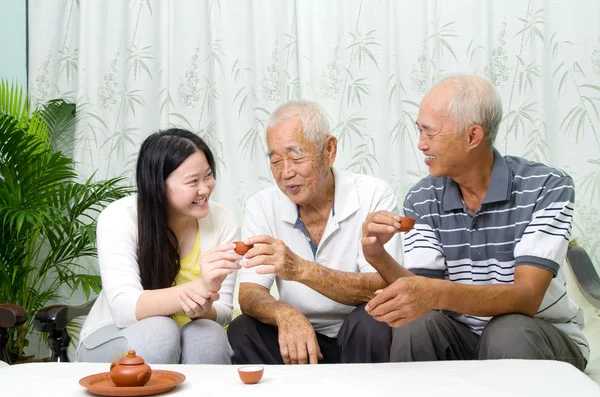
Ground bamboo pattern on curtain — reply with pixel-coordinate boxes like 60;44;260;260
28;0;600;269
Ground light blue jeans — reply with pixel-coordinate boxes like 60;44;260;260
77;316;233;364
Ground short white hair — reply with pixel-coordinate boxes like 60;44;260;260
434;74;503;144
267;100;331;151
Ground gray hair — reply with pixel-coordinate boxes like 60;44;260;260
267;100;331;151
434;74;503;144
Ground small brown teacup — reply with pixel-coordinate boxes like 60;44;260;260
238;366;264;384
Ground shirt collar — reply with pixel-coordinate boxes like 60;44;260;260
442;148;512;211
281;166;360;224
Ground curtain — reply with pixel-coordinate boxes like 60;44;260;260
29;0;600;267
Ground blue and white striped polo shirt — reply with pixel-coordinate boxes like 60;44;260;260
403;148;589;360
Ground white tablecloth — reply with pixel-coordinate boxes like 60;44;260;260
1;360;598;396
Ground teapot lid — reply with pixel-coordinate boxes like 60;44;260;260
118;350;145;365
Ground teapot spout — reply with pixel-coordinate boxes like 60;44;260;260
137;369;152;386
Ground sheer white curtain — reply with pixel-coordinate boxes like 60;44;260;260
29;0;600;265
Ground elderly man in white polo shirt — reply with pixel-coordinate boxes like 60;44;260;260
227;100;402;365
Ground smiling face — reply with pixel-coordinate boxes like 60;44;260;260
416;84;472;178
266;117;336;206
165;150;215;221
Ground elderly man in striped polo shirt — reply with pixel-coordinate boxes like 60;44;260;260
362;74;588;370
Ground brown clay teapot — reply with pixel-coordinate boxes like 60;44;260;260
110;350;152;387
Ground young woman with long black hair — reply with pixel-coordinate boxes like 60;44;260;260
77;128;241;364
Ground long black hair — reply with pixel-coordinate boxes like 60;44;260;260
136;128;216;290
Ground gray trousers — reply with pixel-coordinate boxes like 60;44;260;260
77;316;233;364
390;311;587;371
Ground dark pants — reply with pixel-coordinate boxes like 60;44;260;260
227;304;391;364
390;311;587;371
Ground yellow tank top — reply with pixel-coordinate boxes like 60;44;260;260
172;229;202;327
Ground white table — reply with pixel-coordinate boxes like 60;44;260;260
1;360;598;396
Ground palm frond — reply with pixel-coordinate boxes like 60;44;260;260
0;83;133;360
0;79;30;129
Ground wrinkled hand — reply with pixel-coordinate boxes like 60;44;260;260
277;309;323;364
200;243;242;292
361;210;402;259
365;276;437;327
243;235;308;281
178;289;219;320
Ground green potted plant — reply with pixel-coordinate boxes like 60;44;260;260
0;80;132;362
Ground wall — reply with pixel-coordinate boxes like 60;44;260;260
0;0;27;87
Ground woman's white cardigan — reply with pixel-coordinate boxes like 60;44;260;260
78;195;239;347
